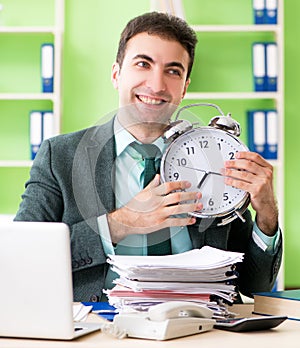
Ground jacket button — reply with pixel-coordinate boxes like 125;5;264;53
86;257;93;264
90;294;100;302
72;260;79;269
79;259;86;267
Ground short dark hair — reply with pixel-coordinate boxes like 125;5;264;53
116;12;198;80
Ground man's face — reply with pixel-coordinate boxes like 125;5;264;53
112;32;190;126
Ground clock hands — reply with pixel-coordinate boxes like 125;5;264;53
182;165;224;177
180;165;225;189
197;172;209;189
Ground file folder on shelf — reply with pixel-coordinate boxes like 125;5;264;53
41;43;54;93
266;42;278;92
252;0;278;24
247;110;266;157
42;111;55;140
252;43;266;92
247;109;278;160
265;0;278;24
253;0;265;24
252;42;278;92
30;111;43;160
265;110;278;159
29;110;55;160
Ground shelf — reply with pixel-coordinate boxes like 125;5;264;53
184;92;280;100
0;26;57;34
190;24;280;33
0;160;33;167
0;93;55;101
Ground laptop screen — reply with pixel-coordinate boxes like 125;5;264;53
0;222;77;339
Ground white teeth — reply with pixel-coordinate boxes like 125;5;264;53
138;95;163;105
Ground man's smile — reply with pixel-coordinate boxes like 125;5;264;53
136;94;167;105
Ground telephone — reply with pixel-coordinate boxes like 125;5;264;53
112;301;216;340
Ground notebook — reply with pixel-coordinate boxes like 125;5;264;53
0;221;102;340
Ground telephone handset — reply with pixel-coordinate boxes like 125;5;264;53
113;301;216;340
148;301;214;321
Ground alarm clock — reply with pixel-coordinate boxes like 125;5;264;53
160;103;250;226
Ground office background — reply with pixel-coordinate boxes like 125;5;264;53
0;0;299;289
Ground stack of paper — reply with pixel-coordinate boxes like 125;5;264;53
105;246;244;317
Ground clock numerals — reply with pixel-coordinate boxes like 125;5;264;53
206;193;230;210
199;140;209;149
223;192;229;201
208;198;214;206
173;172;180;180
185;146;195;155
228;151;235;160
176;158;187;166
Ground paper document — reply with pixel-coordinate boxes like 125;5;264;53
108;246;244;269
105;246;244;316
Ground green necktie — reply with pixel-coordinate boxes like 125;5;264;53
130;142;171;255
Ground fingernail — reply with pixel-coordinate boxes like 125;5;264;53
196;203;203;210
196;192;202;199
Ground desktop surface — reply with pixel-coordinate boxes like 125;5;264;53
0;305;299;348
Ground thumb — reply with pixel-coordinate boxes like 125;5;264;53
146;174;160;189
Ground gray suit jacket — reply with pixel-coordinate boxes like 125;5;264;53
15;118;282;302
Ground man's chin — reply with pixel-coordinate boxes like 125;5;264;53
135;102;176;120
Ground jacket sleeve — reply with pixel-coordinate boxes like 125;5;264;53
14;138;107;271
228;210;283;298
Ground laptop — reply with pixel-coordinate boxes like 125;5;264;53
0;221;102;340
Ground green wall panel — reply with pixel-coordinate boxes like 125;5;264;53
0;0;300;289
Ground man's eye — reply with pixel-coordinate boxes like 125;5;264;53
137;61;149;68
168;69;181;76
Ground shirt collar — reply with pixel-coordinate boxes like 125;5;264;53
114;117;167;156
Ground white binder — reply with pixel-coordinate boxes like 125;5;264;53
252;43;266;91
30;111;43;160
266;42;278;91
42;111;55;140
41;43;54;93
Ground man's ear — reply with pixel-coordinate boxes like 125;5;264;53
182;78;190;99
111;62;120;89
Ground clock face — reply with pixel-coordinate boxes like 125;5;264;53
160;127;249;219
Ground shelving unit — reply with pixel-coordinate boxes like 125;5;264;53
0;0;64;168
180;0;284;289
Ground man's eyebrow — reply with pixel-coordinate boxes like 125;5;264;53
132;54;185;72
165;61;185;72
132;54;154;62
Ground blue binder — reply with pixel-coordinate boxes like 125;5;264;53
41;43;54;93
82;302;117;321
265;110;278;159
253;0;265;24
266;42;278;91
30;111;43;160
42;111;55;140
265;0;278;24
252;43;267;91
247;110;266;157
247;109;278;159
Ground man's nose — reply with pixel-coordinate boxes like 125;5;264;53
146;70;166;93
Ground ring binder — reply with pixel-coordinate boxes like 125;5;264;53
41;43;54;93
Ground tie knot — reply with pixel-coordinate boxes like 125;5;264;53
130;142;160;159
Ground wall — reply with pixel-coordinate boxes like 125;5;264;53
0;0;299;288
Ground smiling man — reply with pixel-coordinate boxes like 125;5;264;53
15;12;282;303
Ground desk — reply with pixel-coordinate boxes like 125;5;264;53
0;305;299;348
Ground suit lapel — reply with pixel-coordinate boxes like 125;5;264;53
72;118;116;218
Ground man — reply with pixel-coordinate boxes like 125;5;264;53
15;12;282;302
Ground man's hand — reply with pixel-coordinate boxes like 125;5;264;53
107;174;202;244
224;151;278;236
